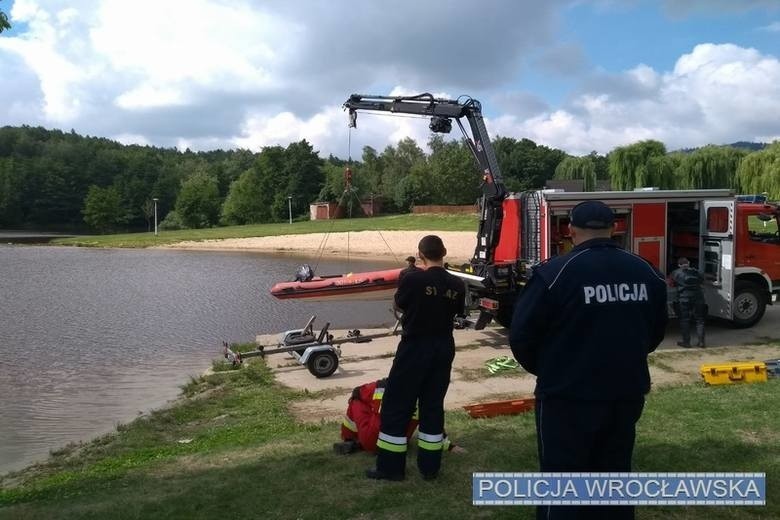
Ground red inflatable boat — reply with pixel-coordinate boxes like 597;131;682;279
270;268;402;301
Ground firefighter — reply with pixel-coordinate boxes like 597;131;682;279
336;378;417;454
671;257;707;348
335;378;459;455
366;235;466;481
510;200;668;520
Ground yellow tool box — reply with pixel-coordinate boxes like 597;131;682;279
700;362;768;385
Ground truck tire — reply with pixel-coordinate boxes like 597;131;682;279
732;281;766;328
307;350;339;378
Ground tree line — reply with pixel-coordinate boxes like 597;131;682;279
0;125;777;233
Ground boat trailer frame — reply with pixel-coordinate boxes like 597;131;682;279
224;315;401;378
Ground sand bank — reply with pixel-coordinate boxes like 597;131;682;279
160;230;477;263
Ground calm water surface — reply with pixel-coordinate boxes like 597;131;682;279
0;245;397;474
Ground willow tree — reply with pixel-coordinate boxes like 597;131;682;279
1;3;10;33
644;154;679;189
676;145;746;190
736;142;780;199
554;156;597;191
607;140;666;190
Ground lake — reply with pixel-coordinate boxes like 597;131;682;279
0;245;397;475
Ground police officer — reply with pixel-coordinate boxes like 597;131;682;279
671;257;706;348
510;200;668;520
366;235;466;481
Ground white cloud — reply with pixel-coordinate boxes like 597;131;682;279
234;103;434;157
2;2;780;160
0;1;88;121
0;0;563;148
90;0;290;100
491;43;780;154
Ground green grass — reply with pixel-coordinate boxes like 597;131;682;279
52;213;479;248
1;362;777;519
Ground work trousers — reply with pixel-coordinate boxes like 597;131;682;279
535;397;645;520
678;299;706;346
376;335;454;477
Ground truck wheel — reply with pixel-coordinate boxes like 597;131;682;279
307;351;339;378
732;281;766;328
494;298;515;329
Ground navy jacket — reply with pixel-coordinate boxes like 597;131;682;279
509;238;668;400
395;266;466;338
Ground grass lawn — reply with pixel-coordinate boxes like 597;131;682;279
1;355;777;520
52;214;479;248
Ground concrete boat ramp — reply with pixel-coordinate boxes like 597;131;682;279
253;306;780;423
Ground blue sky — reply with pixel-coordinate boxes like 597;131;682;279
567;2;777;70
1;0;779;156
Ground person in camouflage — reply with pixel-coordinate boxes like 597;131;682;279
671;257;707;348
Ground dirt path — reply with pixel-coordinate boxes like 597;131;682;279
257;305;780;423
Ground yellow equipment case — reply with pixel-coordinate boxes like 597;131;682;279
700;362;768;385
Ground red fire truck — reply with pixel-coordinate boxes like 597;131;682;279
493;189;780;328
343;93;780;329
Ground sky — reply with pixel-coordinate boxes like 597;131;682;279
1;0;780;157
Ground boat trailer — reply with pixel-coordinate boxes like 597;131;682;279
223;315;401;378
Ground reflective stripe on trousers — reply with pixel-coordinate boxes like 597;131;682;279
417;430;443;451
377;431;407;453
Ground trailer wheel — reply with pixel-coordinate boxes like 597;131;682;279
307;351;339;378
732;281;766;328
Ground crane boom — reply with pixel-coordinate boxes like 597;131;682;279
343;93;507;268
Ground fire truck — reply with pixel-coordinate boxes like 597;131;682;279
343;93;780;329
495;189;780;328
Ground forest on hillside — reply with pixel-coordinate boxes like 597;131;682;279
0;125;778;233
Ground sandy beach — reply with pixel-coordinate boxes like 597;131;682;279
160;230;477;263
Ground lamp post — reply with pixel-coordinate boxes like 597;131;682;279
288;195;292;224
153;198;159;236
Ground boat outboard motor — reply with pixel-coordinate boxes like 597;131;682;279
294;264;315;282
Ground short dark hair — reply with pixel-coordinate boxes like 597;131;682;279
405;256;416;264
418;235;446;261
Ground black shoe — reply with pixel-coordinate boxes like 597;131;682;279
677;341;692;348
333;441;358;455
421;472;439;481
365;468;405;481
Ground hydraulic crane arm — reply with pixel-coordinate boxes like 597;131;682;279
343;93;507;267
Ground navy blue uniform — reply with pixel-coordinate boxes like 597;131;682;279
510;237;667;520
376;266;465;479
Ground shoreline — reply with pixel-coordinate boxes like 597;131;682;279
156;230;477;263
